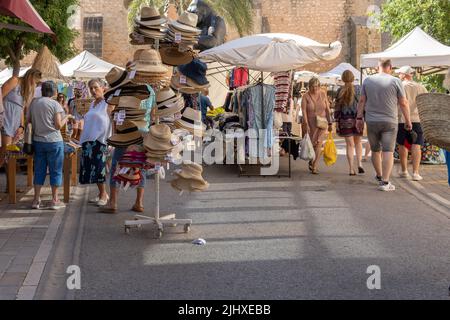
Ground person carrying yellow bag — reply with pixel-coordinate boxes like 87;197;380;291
323;132;337;166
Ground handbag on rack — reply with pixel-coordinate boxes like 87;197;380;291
23;123;34;155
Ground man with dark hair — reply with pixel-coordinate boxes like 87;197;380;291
356;59;412;192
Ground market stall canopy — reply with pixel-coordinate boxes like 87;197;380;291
59;50;120;79
0;67;30;85
199;33;342;72
360;27;450;75
319;62;366;85
0;0;54;34
294;70;337;85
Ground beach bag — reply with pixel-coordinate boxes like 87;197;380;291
23;123;34;155
323;132;337;166
299;133;315;161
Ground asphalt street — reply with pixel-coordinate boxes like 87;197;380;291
35;146;450;300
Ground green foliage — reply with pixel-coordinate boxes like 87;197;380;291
0;0;79;73
380;0;450;91
127;0;254;36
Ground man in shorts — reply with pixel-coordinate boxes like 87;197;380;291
395;66;428;181
356;59;412;191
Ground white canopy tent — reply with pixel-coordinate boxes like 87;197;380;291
200;33;342;107
0;67;31;85
200;33;342;73
320;62;366;85
59;50;119;79
360;27;450;75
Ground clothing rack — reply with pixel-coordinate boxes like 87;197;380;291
124;39;192;239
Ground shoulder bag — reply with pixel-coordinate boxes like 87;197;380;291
308;93;328;130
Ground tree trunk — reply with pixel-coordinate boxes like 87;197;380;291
12;58;21;77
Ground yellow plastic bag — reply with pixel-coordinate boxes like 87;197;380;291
323;132;337;166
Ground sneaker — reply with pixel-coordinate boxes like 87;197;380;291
399;171;411;179
378;182;396;192
412;173;423;181
31;200;41;210
97;198;109;207
375;175;383;184
358;166;365;175
50;200;66;210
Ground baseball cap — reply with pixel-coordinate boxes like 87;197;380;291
395;66;415;75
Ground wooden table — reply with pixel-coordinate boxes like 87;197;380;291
6;150;78;204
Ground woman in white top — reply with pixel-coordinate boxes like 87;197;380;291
79;79;113;206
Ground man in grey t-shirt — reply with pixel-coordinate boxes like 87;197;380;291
357;59;412;192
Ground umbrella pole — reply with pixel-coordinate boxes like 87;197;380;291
261;71;265;160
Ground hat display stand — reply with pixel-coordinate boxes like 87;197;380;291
124;37;192;239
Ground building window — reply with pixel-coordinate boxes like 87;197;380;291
83;16;103;57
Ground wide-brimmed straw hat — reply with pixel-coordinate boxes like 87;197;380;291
104;67;132;95
108;122;143;147
168;12;201;34
171;178;209;192
170;162;209;192
144;124;174;152
159;46;194;66
156;88;184;117
135;6;167;27
106;84;153;104
174;107;206;135
133;49;169;74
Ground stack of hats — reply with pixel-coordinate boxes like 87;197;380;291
171;162;209;193
159;12;201;66
174;107;206;136
144;124;178;164
131;49;170;86
166;12;201;46
130;6;167;45
171;58;210;94
155;87;184;118
104;67;153;104
108;120;145;148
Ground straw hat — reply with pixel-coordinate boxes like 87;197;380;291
168;12;201;34
170;162;209;192
178;59;209;86
173;162;205;182
108;122;144;147
144;124;174;152
135;6;167;27
157;87;181;107
159;46;194;66
174;107;206;135
157;98;184;118
170;178;209;192
104;67;132;95
115;96;142;110
106;84;153;104
133;49;168;74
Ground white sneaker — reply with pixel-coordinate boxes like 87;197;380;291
399;171;411;179
96;196;109;207
50;200;66;210
31;200;41;210
378;182;396;192
412;174;423;181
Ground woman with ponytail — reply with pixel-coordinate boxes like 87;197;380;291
334;70;364;176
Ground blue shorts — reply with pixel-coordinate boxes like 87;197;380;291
110;147;146;188
33;141;64;187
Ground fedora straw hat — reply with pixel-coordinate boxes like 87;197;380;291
156;98;184;118
133;49;168;74
115;96;142;110
168;12;201;34
170;178;209;192
173;162;205;182
157;87;182;107
174;107;206;135
136;6;167;26
159;46;194;66
171;71;210;91
144;124;173;152
108;123;144;147
106;84;153;104
117;119;148;131
104;67;132;95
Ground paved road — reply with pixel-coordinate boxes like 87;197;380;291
35;150;450;300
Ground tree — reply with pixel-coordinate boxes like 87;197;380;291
0;0;79;76
127;0;254;37
380;0;450;92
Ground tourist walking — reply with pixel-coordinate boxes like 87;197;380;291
27;81;73;210
301;77;333;174
395;66;428;181
334;70;364;176
79;79;112;206
356;59;412;191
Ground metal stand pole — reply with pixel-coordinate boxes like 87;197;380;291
124;39;192;239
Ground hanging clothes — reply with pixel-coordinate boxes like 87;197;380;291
271;71;292;113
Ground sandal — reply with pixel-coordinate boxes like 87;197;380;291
132;205;144;213
308;161;313;172
98;207;117;214
311;168;319;175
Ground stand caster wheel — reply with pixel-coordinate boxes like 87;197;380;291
184;224;191;233
125;226;131;234
155;229;163;239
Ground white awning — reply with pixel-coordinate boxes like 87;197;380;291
59;50;120;79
